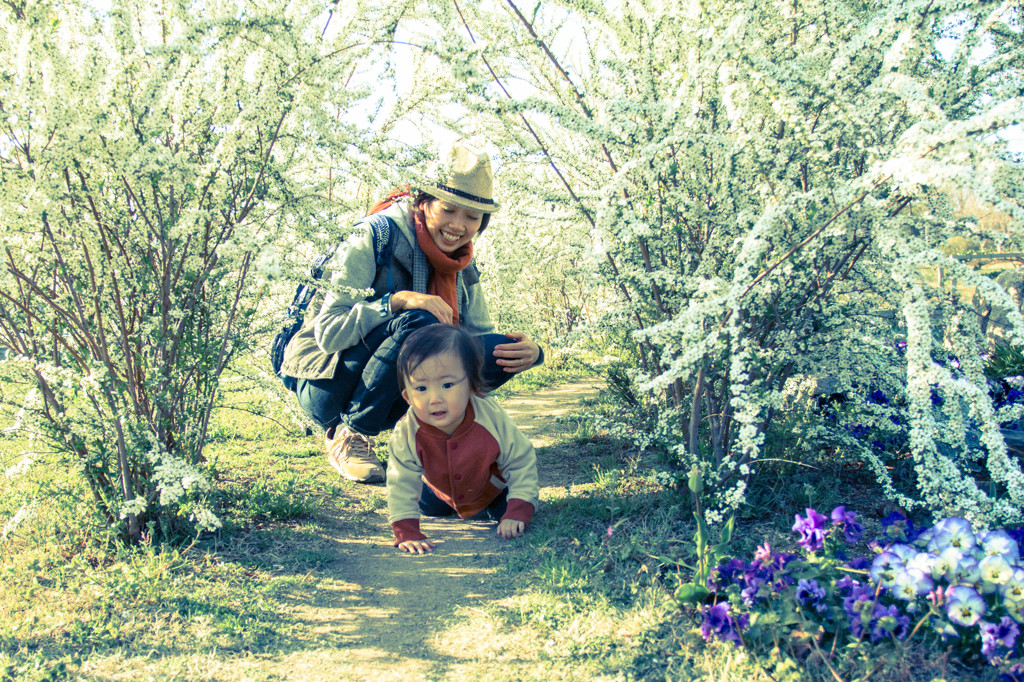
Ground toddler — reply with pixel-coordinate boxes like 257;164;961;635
387;324;539;554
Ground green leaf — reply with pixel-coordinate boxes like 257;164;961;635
674;582;710;605
693;511;707;552
720;514;735;546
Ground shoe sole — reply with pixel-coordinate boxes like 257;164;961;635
329;458;384;484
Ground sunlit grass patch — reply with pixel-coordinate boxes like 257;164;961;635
434;584;668;677
0;540;304;678
0;379;345;678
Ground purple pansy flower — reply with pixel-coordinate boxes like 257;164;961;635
980;617;1020;664
708;558;750;590
796;579;828;613
831;506;864;544
793;508;829;553
699;602;748;646
741;576;765;607
843;584;878;639
871;603;911;642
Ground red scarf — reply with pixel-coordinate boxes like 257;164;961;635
414;210;473;326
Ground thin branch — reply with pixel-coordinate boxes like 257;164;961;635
503;0;619;173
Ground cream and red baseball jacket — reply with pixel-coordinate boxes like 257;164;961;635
386;394;539;545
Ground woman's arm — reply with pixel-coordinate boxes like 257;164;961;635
313;227;389;354
390;290;454;324
492;332;542;373
460;269;541;372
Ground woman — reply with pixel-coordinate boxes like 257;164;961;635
278;140;543;483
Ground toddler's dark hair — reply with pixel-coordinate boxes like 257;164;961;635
397;324;486;393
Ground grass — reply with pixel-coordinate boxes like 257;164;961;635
0;362;1003;681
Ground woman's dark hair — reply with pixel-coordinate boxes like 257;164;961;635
413;191;491;234
397;324;486;394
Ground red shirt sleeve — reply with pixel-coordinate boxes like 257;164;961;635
392;518;427;545
501;498;535;526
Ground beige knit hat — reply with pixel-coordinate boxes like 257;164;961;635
422;140;500;214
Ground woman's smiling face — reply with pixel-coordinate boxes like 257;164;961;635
422;199;483;253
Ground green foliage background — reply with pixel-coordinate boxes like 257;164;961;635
0;0;1022;575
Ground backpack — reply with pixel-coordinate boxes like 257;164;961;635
270;195;406;387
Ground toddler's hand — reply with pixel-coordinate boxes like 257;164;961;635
497;519;524;539
398;539;436;554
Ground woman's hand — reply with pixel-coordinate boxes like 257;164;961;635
497;519;525;539
389;290;453;324
493;332;541;373
398;538;436;554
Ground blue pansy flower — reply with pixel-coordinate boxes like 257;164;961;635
930;518;976;553
1000;569;1024;603
889;543;917;564
880;512;916;542
981;530;1021;562
870;551;904;588
952;555;982;585
946;585;986;627
893;567;934;601
1004;596;1024;624
980;555;1015;594
931;547;964;583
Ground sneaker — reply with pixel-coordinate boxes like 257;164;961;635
325;425;385;483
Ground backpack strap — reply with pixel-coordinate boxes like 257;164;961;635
285;251;332;320
367;213;397;293
287;214;395;319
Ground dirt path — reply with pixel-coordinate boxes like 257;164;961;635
256;379;605;681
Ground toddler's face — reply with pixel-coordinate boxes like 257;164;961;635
402;351;471;435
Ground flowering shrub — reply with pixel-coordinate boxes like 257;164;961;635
0;0;390;542
692;507;1024;678
437;0;1024;530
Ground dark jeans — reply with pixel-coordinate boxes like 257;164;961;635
419;483;509;521
294;310;518;436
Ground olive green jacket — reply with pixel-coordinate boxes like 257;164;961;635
279;200;494;381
